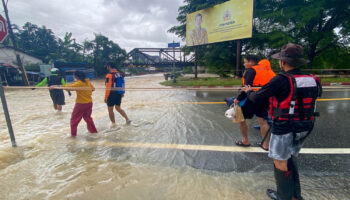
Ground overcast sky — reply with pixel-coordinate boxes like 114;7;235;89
6;0;185;52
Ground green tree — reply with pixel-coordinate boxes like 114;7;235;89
249;0;350;68
55;32;84;62
2;22;128;76
91;34;127;76
17;22;59;63
83;40;94;63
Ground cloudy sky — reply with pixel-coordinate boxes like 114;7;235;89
7;0;185;52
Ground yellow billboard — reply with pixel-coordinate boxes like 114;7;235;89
186;0;253;46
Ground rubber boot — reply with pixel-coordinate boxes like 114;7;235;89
267;165;294;200
288;157;303;200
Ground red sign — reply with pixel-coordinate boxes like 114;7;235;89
0;14;8;43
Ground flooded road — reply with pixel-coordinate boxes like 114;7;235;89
0;74;349;200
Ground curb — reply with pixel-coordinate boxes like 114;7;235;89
321;82;350;86
173;82;350;89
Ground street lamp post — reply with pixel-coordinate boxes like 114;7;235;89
172;45;176;83
124;59;130;75
168;41;180;83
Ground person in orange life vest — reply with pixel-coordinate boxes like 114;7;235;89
50;71;98;137
258;59;276;83
242;43;322;200
234;55;275;150
105;62;131;127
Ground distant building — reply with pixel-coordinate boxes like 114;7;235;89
0;63;23;86
0;63;41;86
0;47;43;66
54;61;95;82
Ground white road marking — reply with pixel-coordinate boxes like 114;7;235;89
83;141;350;154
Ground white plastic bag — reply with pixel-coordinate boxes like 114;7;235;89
225;106;236;119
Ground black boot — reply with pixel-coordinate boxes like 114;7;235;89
266;188;279;200
289;157;303;200
267;165;294;200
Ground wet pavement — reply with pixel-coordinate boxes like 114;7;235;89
184;90;350;173
0;74;349;200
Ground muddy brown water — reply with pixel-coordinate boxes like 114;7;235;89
0;74;349;200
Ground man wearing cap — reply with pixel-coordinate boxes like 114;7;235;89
242;43;322;200
35;68;67;111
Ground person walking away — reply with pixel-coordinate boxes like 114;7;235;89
242;43;322;200
35;68;67;111
50;71;98;137
234;55;275;150
105;62;131;127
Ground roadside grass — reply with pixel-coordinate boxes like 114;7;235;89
160;76;350;86
319;77;350;83
160;77;242;86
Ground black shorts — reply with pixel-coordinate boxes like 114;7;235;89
241;99;268;119
49;90;65;105
107;92;122;107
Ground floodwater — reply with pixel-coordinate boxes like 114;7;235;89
0;74;349;200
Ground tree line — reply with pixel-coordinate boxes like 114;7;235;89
0;22;127;76
1;0;349;78
169;0;350;77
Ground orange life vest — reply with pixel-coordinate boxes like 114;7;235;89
242;59;276;89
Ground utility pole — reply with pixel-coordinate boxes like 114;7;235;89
0;75;16;147
172;43;176;83
1;0;29;85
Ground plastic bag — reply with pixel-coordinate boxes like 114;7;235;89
225;106;236;119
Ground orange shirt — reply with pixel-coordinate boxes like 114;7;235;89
105;69;118;100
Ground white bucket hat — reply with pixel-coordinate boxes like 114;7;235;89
51;68;59;73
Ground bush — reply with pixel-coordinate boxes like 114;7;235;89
183;66;193;74
206;66;230;78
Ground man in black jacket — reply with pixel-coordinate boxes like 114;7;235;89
242;43;322;200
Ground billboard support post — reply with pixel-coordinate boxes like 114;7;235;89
1;0;30;86
195;47;198;79
236;40;241;77
172;45;176;83
0;75;16;147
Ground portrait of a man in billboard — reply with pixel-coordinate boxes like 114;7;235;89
188;13;208;46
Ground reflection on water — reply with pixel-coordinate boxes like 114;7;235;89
0;74;349;199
